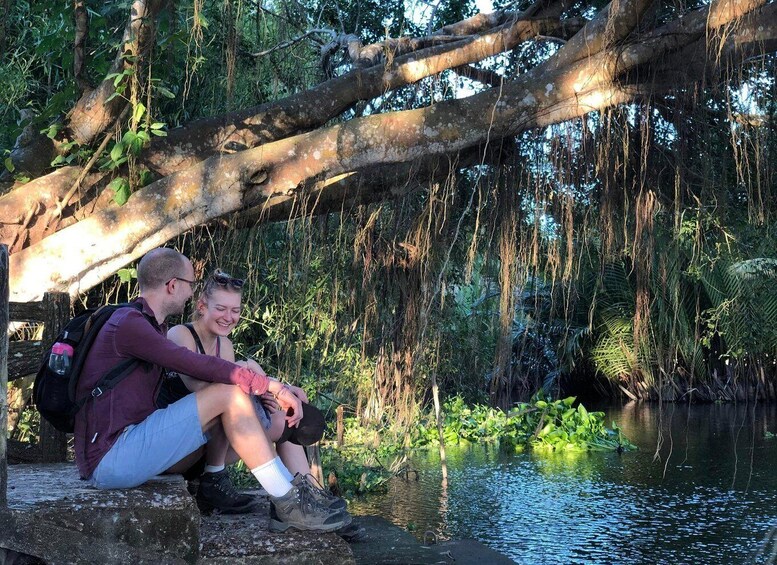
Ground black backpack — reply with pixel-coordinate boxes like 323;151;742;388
33;302;148;433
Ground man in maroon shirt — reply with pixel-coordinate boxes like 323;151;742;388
74;248;347;532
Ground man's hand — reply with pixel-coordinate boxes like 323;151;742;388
272;386;303;427
259;392;280;412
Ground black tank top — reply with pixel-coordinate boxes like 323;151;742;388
155;324;221;408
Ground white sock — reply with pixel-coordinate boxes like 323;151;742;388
251;457;293;498
280;465;294;482
204;464;225;474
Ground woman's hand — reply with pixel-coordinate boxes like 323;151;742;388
286;384;309;403
271;385;303;427
241;358;268;378
259;384;306;412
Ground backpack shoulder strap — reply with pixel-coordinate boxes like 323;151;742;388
75;357;140;408
68;301;153;402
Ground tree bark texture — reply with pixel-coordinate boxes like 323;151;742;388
1;244;9;507
73;0;90;94
2;0;777;302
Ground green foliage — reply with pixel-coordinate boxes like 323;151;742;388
505;280;590;397
0;0;123;147
117;267;137;283
107;178;130;205
11;406;40;444
412;394;634;453
0;51;35;138
314;395;634;497
578;216;777;388
320;445;400;496
587;260;648;381
698;255;777;358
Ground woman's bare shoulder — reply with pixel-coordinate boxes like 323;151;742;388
167;324;196;349
220;335;236;362
222;335;236;352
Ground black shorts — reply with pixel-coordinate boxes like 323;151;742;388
156;372;191;409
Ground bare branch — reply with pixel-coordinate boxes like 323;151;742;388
549;0;656;71
142;14;577;176
233;144;505;226
250;28;336;58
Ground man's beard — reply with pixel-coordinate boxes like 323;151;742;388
166;297;188;318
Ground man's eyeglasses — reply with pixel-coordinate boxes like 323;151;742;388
166;276;197;287
212;269;245;289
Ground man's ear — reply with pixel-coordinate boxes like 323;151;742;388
165;279;177;295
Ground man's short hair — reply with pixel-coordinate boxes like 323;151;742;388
137;248;188;291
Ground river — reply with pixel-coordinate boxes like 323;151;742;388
348;402;777;564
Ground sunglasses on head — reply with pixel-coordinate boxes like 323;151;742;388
212;269;245;289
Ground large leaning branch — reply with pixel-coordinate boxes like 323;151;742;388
9;0;770;302
140;14;579;176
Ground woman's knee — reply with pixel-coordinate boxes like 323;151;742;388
268;409;286;441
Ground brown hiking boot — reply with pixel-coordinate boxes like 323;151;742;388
269;483;350;533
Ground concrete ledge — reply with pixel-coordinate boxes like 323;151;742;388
199;491;355;564
3;464;502;564
1;463;199;563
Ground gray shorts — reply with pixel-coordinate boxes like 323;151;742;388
89;394;207;489
252;395;273;429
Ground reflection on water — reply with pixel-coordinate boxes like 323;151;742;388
348;403;777;564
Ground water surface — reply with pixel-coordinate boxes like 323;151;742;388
349;403;777;564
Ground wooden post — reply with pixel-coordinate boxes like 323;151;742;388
1;244;9;506
432;372;448;485
37;292;70;463
307;443;323;485
336;405;344;447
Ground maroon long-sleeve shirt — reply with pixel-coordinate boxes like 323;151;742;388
74;298;269;479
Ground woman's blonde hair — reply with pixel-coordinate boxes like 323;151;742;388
192;269;244;320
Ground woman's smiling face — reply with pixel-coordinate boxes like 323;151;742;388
198;287;242;337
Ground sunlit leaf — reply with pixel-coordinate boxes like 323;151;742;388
110;142;123;163
108;177;131;205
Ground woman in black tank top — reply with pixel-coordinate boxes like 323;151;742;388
166;270;327;479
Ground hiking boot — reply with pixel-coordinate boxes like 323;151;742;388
292;473;347;511
269;483;351;533
196;469;260;515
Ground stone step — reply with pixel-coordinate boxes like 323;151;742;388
0;465;355;564
1;465;511;564
198;491;354;564
1;463;199;563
